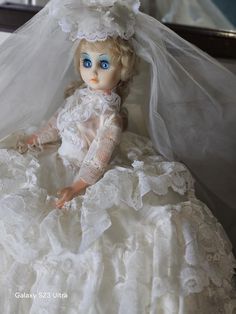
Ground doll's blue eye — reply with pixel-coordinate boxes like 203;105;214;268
83;58;92;68
100;60;110;70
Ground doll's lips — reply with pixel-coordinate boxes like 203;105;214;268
90;78;98;83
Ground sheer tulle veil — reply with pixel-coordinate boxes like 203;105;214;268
0;0;235;213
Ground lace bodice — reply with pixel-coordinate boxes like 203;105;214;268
35;87;122;185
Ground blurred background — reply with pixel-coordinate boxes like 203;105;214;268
141;0;236;30
0;0;48;5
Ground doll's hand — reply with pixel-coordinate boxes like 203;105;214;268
17;134;40;154
55;179;89;209
55;187;77;209
16;140;29;154
25;134;38;146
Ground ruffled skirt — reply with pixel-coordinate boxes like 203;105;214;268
0;132;235;314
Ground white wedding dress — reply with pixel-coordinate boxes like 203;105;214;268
0;86;235;314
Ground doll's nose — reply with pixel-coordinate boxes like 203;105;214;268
92;66;98;76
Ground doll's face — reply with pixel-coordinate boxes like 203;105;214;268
79;45;122;92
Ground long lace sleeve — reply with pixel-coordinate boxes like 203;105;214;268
34;109;61;145
74;113;122;185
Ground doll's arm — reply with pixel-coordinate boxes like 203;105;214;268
75;113;122;185
26;110;60;146
55;113;122;209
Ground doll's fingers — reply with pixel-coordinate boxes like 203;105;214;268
56;196;66;206
56;196;73;209
57;187;70;196
26;134;38;145
54;201;63;209
57;193;70;206
17;141;28;154
55;200;65;209
56;194;66;203
55;189;74;208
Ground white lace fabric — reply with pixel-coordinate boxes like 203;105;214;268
76;114;122;184
34;87;122;185
36;109;61;146
0;132;235;313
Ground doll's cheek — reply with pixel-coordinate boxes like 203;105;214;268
80;70;91;84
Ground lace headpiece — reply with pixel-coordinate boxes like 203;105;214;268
49;0;140;42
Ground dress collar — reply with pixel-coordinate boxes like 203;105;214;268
84;85;121;109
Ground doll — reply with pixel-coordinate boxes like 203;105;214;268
0;0;236;313
24;36;136;209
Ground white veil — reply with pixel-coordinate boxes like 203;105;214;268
132;13;236;210
0;0;235;214
0;5;77;138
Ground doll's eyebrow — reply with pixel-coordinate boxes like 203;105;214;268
81;52;90;58
99;54;110;60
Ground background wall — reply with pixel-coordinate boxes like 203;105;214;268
213;0;236;26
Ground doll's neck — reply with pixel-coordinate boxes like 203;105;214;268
87;85;116;96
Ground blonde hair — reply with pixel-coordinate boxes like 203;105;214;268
64;37;137;103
